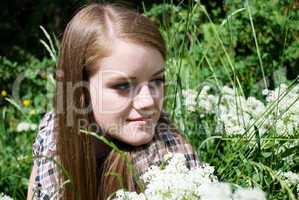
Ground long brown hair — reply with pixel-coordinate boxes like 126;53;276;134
55;3;168;200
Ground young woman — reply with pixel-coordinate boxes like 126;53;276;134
27;3;200;200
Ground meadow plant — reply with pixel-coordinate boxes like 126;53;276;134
112;153;267;200
0;193;13;200
182;83;299;137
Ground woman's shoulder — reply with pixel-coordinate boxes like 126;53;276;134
32;111;60;199
38;111;55;129
131;126;201;176
32;111;57;159
156;128;198;158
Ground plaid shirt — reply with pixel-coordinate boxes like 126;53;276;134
32;112;200;199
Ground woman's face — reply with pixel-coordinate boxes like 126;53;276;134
88;40;165;146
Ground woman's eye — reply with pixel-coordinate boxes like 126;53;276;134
112;82;131;91
112;78;164;91
150;77;165;86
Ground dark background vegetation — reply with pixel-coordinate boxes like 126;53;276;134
1;0;298;75
1;0;209;60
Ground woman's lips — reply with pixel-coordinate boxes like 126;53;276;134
127;117;152;124
129;117;149;121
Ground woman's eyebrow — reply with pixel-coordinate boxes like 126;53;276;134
152;68;165;77
107;68;165;83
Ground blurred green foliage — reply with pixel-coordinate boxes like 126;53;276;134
146;0;298;96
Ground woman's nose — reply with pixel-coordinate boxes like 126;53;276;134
132;83;155;110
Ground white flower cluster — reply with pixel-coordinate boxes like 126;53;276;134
182;89;198;112
265;84;299;136
277;170;299;196
0;193;13;200
16;121;37;132
182;84;299;136
279;171;299;186
113;153;266;200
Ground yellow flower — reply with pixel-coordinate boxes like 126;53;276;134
22;99;31;107
1;90;7;97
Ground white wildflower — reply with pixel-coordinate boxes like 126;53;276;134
114;189;146;200
113;154;267;200
246;97;266;117
197;182;232;200
233;187;266;200
262;89;269;95
16;122;37;132
0;193;13;200
163;152;173;161
182;89;197;112
280;171;299;185
200;85;211;96
188;83;299;136
222;85;235;95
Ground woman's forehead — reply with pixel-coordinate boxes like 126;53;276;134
92;40;165;79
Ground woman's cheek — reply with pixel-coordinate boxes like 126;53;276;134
102;91;131;114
